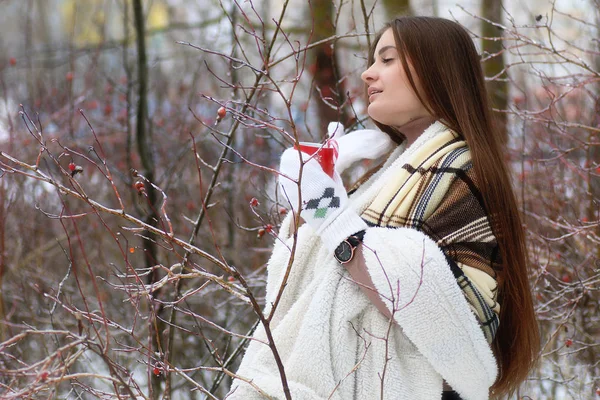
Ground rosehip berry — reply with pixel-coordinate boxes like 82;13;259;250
217;106;226;119
249;197;259;207
66;71;73;82
9;57;16;66
134;180;145;194
40;371;48;381
265;224;273;233
153;366;161;376
565;338;573;347
562;274;571;283
68;162;76;172
228;276;235;282
279;207;288;215
257;228;265;238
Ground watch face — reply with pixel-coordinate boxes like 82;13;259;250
335;240;353;263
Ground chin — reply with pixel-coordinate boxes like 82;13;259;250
367;107;391;126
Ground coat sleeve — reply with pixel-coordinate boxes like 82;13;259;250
360;226;497;400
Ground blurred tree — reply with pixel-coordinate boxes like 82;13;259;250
481;0;508;143
592;0;600;260
309;0;350;132
382;0;412;18
132;0;162;398
432;0;439;17
60;0;169;46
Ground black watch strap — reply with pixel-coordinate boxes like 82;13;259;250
334;230;366;264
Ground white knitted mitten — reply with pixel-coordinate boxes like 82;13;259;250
279;148;368;251
334;128;394;174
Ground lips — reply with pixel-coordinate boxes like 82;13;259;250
368;87;382;102
368;87;382;96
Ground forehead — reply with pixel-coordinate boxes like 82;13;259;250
375;29;397;52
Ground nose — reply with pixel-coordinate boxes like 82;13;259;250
361;64;375;84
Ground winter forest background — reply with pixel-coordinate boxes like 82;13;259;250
0;0;598;398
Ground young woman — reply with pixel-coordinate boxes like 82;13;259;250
228;16;540;400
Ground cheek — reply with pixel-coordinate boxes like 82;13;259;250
367;90;427;125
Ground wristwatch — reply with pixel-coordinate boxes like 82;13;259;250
334;230;366;264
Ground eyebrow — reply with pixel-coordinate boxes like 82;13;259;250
377;45;397;55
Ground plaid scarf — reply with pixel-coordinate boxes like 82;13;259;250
360;128;501;343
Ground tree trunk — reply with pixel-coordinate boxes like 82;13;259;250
481;0;508;143
591;0;600;260
309;0;349;134
132;1;162;398
382;0;412;18
432;0;439;17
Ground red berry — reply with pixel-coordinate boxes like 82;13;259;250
228;276;235;282
257;228;265;238
565;338;573;347
65;71;73;82
279;207;288;215
68;162;76;172
562;274;571;283
265;224;273;233
512;95;525;105
217;107;226;119
249;197;259;207
40;371;48;381
9;57;16;66
595;387;599;395
134;181;145;195
104;103;112;116
153;366;161;376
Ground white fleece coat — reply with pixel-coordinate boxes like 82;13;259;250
228;124;497;400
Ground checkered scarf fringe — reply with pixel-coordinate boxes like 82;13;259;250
359;129;500;343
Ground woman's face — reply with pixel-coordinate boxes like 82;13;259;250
361;28;430;128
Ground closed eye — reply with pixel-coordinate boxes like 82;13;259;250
381;57;394;64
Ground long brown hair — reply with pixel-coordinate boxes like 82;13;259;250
366;16;540;397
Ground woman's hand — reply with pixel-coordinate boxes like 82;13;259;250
278;147;347;230
278;147;367;252
334;128;394;174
